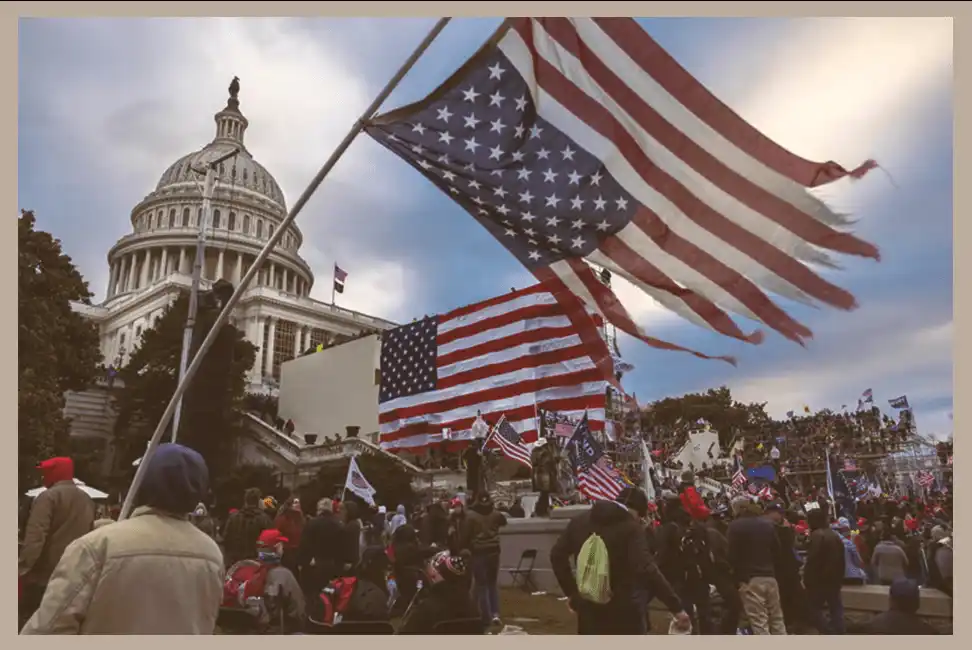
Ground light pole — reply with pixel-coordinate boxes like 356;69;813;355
171;147;239;443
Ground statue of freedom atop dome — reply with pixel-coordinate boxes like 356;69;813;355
228;76;240;100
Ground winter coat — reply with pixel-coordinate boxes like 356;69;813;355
21;506;224;634
871;540;909;584
805;526;846;592
460;500;507;556
223;507;273;564
550;500;683;622
19;458;95;586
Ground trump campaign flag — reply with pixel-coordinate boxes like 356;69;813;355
366;18;880;364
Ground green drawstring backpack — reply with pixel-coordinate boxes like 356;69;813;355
575;532;612;605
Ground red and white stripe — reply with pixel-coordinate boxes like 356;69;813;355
484;417;533;468
379;283;607;453
497;18;879;359
577;461;625;502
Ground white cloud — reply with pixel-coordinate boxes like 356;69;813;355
731;318;952;429
21;18;422;318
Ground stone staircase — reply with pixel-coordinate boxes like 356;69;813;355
63;381;118;440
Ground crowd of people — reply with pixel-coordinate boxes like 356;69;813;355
548;468;953;635
17;446;511;635
617;407;924;480
17;443;953;635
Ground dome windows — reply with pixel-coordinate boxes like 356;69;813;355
181;208;189;228
168;209;176;229
213;209;222;229
243;214;251;234
156;211;163;229
228;211;237;231
257;219;264;239
268;223;275;239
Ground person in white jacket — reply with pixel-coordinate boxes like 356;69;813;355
21;444;224;635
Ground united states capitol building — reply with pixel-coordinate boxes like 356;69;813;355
73;81;397;394
66;82;399;470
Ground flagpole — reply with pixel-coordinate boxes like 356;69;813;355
118;17;453;521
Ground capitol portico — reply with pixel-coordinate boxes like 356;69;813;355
73;80;397;395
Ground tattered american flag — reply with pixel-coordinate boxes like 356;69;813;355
485;415;533;468
377;283;607;452
366;18;879;364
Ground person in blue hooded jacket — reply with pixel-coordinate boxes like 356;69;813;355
836;518;868;585
21;444;225;635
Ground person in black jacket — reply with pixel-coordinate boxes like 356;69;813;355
297;497;348;601
727;498;786;635
848;578;939;635
655;494;713;634
460;493;508;626
399;550;482;634
222;488;273;567
390;524;438;616
803;505;847;634
550;487;691;635
771;505;808;633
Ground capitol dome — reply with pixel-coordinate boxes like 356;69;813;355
105;78;314;306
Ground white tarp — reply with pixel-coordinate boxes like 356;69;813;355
26;478;109;500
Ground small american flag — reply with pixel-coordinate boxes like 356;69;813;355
747;482;759;496
367;18;879;365
485;415;533;468
377;283;608;452
757;484;774;501
843;458;857;471
333;264;348;294
567;413;625;501
861;388;873;402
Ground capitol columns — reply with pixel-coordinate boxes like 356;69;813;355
107;262;118;298
217;249;225;281
265;317;277;379
126;252;137;292
253;317;266;381
234;252;243;287
139;250;150;288
160;247;169;279
178;247;187;275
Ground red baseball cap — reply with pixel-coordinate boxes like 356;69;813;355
257;529;289;547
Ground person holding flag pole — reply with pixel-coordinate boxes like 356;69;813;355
116;17;453;521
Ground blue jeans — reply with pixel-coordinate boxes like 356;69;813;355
806;587;845;634
472;553;500;623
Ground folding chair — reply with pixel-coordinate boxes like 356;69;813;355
507;548;538;592
430;617;487;635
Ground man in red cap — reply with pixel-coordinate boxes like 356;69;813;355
18;457;95;627
223;528;305;632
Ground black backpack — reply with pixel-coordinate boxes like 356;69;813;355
678;523;713;584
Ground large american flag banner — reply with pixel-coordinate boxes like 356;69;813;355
566;413;626;501
484;415;533;468
378;283;608;453
366;18;879;364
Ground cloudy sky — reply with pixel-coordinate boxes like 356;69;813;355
18;17;953;437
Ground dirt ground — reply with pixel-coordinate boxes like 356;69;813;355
496;587;576;634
